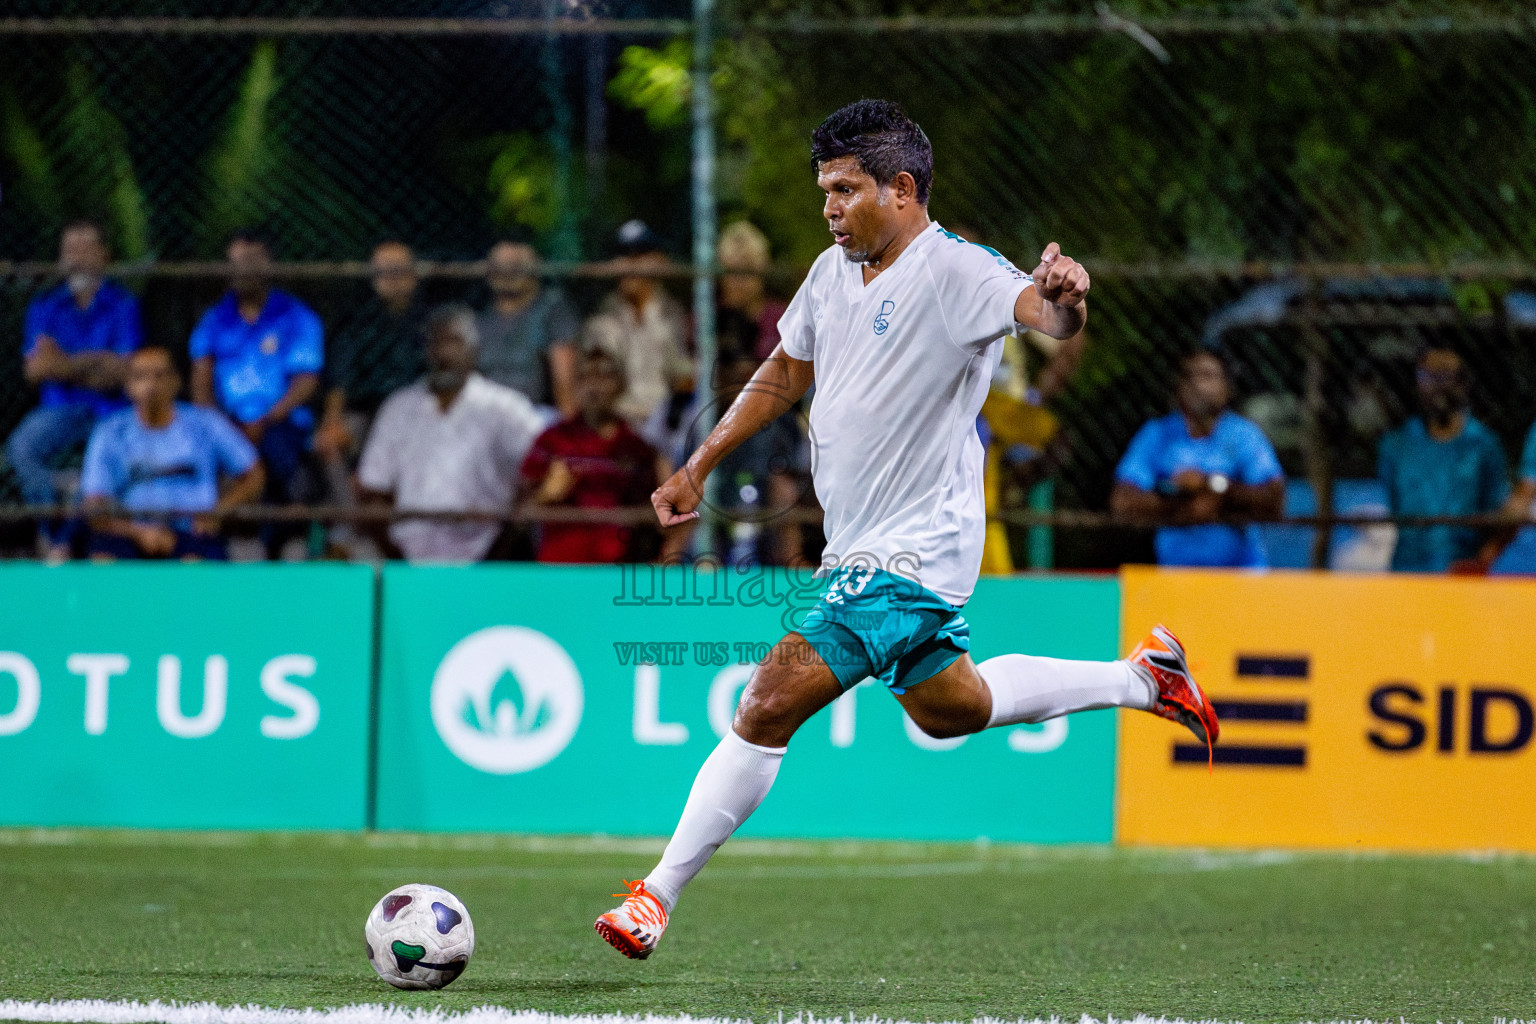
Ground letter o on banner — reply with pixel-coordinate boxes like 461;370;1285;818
0;652;40;736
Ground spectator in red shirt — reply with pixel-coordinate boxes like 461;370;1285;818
523;348;666;563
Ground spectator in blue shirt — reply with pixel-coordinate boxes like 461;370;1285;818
82;347;264;561
1111;351;1286;567
6;220;143;554
1378;346;1509;573
189;229;322;556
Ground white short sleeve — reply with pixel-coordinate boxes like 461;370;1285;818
931;234;1034;354
357;390;410;493
776;248;836;361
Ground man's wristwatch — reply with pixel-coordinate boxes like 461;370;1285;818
1208;473;1230;495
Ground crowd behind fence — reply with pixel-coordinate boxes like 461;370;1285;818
2;3;1536;573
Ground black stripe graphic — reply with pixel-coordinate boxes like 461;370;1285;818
1173;744;1307;766
1212;700;1308;723
1236;656;1310;679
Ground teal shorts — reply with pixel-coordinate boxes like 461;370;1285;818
797;566;971;694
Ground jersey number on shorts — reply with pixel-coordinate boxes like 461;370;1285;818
824;564;876;604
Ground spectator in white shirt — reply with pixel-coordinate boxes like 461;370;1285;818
357;305;543;562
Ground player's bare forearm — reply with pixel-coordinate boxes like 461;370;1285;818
1035;299;1086;341
652;346;812;526
690;348;812;480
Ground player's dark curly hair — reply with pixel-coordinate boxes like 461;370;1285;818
810;99;933;204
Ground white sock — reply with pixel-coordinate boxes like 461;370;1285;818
643;729;785;912
980;655;1155;728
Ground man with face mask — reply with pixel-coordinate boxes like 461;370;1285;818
1378;346;1509;573
8;220;144;556
1112;350;1286;567
356;305;543;562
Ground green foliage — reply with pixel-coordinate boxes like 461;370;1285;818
697;26;1536;270
59;60;151;261
194;40;384;256
0;88;63;233
439;129;589;248
714;37;827;266
0;59;150;260
608;40;693;130
199;40;282;252
486;133;567;236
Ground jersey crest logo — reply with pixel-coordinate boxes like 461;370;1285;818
872;300;895;335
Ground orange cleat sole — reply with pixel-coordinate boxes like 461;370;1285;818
595;917;652;960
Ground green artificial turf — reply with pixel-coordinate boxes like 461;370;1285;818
2;829;1533;1022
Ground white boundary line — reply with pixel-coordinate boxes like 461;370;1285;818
0;1003;1526;1024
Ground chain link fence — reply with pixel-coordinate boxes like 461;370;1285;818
2;2;1535;566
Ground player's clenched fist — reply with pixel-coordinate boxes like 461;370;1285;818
652;467;703;527
1031;242;1089;307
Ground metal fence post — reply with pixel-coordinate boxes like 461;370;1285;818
691;0;718;557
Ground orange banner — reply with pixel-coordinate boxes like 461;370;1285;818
1118;566;1536;851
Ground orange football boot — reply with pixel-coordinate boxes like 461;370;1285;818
595;879;668;959
1128;624;1219;766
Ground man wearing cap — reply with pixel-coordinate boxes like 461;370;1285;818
582;220;693;433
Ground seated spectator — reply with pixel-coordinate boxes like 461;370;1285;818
673;348;806;566
522;348;664;564
716;221;787;361
476;240;580;416
1506;419;1536;521
80;347;263;561
315;240;426;470
582;220;692;435
1111;350;1285;567
7;220;143;556
357;306;543;562
1378;346;1509;573
189;229;323;557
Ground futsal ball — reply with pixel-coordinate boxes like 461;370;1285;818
364;883;475;990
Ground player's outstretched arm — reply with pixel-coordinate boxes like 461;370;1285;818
1015;242;1090;340
652;345;814;527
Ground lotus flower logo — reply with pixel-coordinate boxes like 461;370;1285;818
460;670;553;738
431;626;584;774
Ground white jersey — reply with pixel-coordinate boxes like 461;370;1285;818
777;222;1033;606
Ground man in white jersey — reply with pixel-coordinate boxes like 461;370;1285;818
594;99;1219;960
